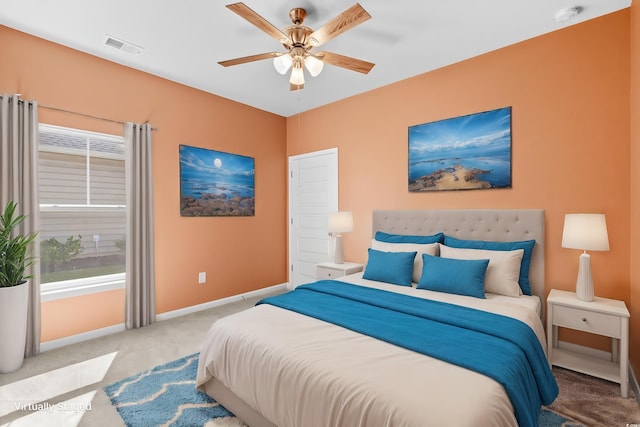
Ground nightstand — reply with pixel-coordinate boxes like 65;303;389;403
547;289;630;397
316;261;363;280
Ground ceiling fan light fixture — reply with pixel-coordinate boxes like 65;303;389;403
273;54;292;75
304;56;324;77
220;2;375;91
290;65;305;86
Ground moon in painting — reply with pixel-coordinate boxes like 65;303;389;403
213;158;222;168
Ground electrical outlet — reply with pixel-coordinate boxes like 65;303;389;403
198;272;206;284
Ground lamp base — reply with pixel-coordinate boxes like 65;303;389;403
576;252;594;301
334;234;344;264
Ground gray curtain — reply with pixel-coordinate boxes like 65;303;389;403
0;94;41;356
124;122;155;329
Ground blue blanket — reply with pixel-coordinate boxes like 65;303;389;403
257;280;558;427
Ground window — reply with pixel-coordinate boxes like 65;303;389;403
39;124;126;301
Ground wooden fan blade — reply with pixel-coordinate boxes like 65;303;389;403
227;3;292;44
309;3;371;47
218;52;281;67
318;51;375;74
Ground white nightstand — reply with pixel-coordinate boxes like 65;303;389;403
546;289;630;397
316;261;363;280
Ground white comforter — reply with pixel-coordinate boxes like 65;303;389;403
196;274;546;427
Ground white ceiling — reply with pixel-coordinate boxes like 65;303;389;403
0;0;631;117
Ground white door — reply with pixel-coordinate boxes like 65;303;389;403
288;148;338;288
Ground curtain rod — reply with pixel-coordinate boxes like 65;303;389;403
0;95;157;130
40;104;158;131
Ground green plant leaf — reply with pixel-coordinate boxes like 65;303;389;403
0;201;38;287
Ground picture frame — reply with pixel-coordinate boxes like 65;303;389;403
179;144;255;216
408;106;512;192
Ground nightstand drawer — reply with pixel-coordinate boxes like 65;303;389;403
553;306;620;337
316;262;363;280
317;266;341;279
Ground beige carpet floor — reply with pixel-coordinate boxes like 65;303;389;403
0;292;272;426
0;289;638;427
546;366;640;427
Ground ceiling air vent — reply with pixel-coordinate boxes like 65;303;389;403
104;35;144;55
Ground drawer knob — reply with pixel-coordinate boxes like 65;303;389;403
581;317;587;322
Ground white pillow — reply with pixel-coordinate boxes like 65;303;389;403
371;240;439;283
439;244;524;297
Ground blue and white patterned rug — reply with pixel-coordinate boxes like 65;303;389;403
105;353;579;427
104;353;246;426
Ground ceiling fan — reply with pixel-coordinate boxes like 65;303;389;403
218;2;375;91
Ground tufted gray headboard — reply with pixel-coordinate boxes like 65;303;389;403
372;209;545;302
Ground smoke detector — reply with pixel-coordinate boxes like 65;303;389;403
104;35;144;55
555;7;581;23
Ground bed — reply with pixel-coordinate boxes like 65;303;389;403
196;209;558;427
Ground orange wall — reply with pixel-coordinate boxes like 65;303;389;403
0;25;288;342
287;12;631;349
630;2;640;376
0;9;635;360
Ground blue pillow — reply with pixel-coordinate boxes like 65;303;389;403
443;236;536;296
417;254;488;299
363;248;417;287
375;231;444;244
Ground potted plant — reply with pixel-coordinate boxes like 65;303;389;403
0;201;37;373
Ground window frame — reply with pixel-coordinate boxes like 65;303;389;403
38;124;127;301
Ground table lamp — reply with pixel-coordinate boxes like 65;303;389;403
561;213;610;301
328;211;353;264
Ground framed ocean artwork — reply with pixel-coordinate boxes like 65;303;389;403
179;145;255;216
408;106;512;192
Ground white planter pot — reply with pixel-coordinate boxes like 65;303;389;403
0;281;29;373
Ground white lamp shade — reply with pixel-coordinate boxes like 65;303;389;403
304;56;324;77
289;65;305;85
561;213;610;251
328;211;353;234
273;54;292;75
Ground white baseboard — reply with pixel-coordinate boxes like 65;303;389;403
156;282;289;321
40;323;126;353
40;282;289;353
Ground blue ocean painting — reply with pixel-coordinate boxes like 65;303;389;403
179;145;255;216
408;107;512;192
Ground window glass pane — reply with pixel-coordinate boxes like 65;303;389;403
39;151;87;205
90;156;126;205
39;129;88;156
39;210;126;283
